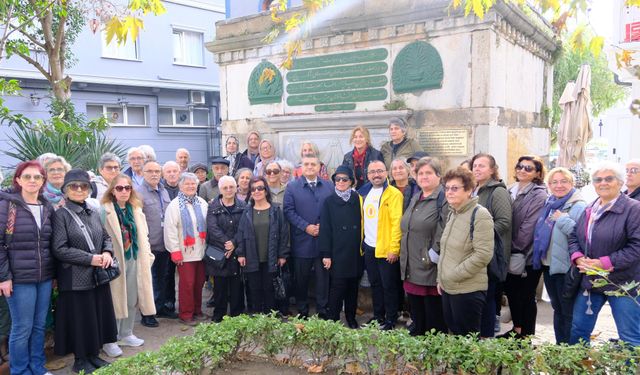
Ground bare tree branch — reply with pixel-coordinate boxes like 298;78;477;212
15;49;51;82
9;23;46;50
2;0;56;47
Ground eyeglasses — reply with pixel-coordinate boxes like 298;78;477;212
265;169;281;175
593;176;617;184
129;156;144;161
67;183;90;192
47;168;65;174
367;169;386;175
334;177;351;183
103;165;120;171
515;164;536;173
626;168;640;175
20;174;44;182
114;185;132;192
444;185;463;193
251;185;266;192
549;179;570;186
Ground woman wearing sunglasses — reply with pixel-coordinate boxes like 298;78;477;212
100;175;155;357
437;167;494;335
265;161;287;205
0;161;55;375
236;176;289;314
568;162;640;347
499;156;547;339
52;169;117;373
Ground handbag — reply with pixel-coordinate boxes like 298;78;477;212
562;264;583;299
63;206;121;286
204;244;227;271
273;266;288;301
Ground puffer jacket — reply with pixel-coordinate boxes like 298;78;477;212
437;197;494;295
236;203;290;274
206;197;246;277
545;191;586;275
0;192;55;283
52;200;113;291
476;179;512;259
509;183;548;265
380;137;423;170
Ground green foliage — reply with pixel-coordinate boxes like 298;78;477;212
551;46;629;143
2;99;127;172
383;99;408;111
93;315;640;375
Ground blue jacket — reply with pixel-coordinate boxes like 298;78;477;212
283;177;334;258
545;191;586;275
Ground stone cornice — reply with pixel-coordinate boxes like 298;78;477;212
263;110;413;131
206;0;559;65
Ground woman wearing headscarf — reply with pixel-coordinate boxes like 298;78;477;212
253;139;279;177
225;135;255;177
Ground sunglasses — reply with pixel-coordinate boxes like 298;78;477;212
251;185;266;192
114;185;132;192
593;176;617;184
20;174;44;181
265;169;280;175
334;177;351;183
515;164;536;173
444;185;462;193
68;183;90;192
626;168;640;175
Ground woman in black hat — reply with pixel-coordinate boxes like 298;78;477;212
51;169;117;374
318;165;363;328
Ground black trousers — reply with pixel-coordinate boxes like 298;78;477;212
151;250;170;312
246;262;275;314
442;290;486;336
407;293;447;335
165;260;176;309
363;243;400;323
212;275;244;321
294;257;329;317
504;266;543;335
480;279;497;337
328;277;358;322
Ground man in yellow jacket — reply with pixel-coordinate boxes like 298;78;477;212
357;160;403;330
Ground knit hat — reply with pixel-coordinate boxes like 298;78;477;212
406;151;429;164
189;163;208;173
332;165;355;184
62;169;91;192
211;157;230;166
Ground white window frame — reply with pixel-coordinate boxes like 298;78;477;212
171;26;205;67
101;31;141;61
87;104;148;127
159;106;209;127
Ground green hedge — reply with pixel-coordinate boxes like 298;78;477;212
95;315;639;374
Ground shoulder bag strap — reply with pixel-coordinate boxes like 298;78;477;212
469;206;479;240
3;202;17;249
62;206;95;252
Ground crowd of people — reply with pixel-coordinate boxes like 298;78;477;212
0;117;639;374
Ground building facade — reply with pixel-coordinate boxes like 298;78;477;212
0;0;225;169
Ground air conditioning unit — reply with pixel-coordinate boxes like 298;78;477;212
190;91;205;105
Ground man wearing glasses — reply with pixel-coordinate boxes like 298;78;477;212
124;147;146;189
92;153;122;201
625;159;640;201
357;160;403;330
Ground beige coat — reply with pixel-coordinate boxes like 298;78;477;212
102;202;156;319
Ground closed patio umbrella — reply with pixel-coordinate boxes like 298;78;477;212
557;64;593;168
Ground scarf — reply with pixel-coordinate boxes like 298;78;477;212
353;147;367;185
43;182;64;207
532;188;575;270
114;203;138;260
335;187;352;202
178;191;206;247
227;153;238;175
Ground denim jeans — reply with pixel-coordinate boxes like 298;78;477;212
543;267;574;344
6;280;53;375
570;289;640;346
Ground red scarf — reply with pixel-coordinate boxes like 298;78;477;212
353;147;367;169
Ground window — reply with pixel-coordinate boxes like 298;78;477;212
159;107;209;127
101;31;140;60
87;104;148;126
172;29;204;66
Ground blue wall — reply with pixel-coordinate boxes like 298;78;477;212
228;0;299;19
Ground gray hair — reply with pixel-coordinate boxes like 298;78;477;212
218;175;237;187
591;161;625;183
98;152;121;170
176;148;190;158
299;140;320;158
139;145;156;161
391;158;411;175
234;167;252;180
127;147;144;160
44;156;71;172
278;159;294;171
37;153;58;166
178;172;199;187
163;160;180;170
626;159;640;167
388;117;408;133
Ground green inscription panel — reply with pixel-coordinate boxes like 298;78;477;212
392;41;443;93
248;60;283;105
286;62;388;83
288;76;388;94
287;88;388;106
292;48;388;70
315;103;357;112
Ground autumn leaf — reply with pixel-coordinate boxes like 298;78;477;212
618;49;634;68
294;323;305;332
307;364;323;373
589;36;604;58
568;25;586;51
259;67;276;84
626;0;640;6
540;0;560;12
551;11;571;32
105;17;122;45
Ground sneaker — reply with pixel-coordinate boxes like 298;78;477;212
102;342;123;357
118;334;144;347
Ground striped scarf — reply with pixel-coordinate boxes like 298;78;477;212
178;192;206;247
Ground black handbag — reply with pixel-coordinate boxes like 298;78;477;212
273;266;288;301
62;206;121;286
562;264;583;299
204;245;227;270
